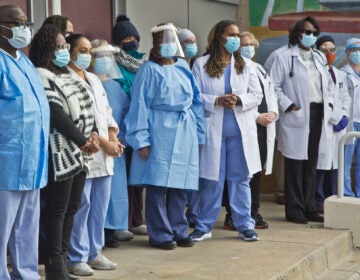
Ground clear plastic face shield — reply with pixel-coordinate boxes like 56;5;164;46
91;44;122;80
151;23;184;59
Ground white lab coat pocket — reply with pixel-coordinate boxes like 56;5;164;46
283;109;306;128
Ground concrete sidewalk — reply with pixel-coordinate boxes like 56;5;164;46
39;194;357;280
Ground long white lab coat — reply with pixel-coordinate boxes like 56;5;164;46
192;55;263;181
269;44;333;160
255;63;279;174
317;66;350;169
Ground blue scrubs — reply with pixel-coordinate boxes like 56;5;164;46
0;50;50;280
102;80;130;230
125;58;205;244
195;64;255;233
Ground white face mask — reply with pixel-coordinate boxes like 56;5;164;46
1;25;31;49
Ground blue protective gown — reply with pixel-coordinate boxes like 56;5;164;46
0;50;49;190
125;58;205;190
102;79;130;229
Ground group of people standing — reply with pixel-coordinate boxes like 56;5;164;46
1;3;360;280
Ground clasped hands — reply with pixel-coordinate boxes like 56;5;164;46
256;112;276;126
104;138;124;157
216;94;238;109
80;132;100;154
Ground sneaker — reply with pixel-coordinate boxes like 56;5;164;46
129;224;148;235
253;213;269;229
88;254;117;270
189;229;212;241
113;229;134;241
68;263;94;276
150;240;177;250
238;229;259;242
223;214;236;231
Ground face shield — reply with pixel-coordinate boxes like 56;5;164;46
151;23;184;59
91;44;122;80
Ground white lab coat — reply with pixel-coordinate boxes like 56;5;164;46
269;45;334;160
68;68;119;178
317;66;350;169
192;54;263;181
255;63;279;174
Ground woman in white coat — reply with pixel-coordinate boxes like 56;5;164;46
315;36;350;212
269;16;333;224
190;20;262;242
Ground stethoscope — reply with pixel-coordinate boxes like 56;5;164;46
289;48;328;78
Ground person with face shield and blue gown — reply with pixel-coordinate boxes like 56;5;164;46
0;5;50;280
90;39;131;249
125;23;206;250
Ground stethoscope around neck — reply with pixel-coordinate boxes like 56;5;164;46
288;48;327;78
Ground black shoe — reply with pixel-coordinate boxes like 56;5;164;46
286;216;308;224
223;214;236;231
105;240;120;248
176;237;195;247
150;240;177;250
306;213;324;223
253;213;269;229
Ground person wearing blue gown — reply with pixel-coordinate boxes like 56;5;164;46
125;23;206;250
0;5;50;280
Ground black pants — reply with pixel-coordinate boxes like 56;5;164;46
284;104;323;219
40;168;86;258
250;124;267;216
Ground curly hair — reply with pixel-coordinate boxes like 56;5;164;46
29;24;68;75
205;20;245;78
288;16;320;46
42;15;69;35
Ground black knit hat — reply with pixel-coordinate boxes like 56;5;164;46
112;15;140;45
316;35;335;49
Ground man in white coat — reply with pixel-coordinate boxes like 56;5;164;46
315;36;350;212
270;16;333;224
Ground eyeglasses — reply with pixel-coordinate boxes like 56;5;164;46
0;21;34;30
302;29;319;37
320;46;336;54
56;43;71;50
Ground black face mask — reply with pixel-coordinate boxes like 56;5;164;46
122;40;139;51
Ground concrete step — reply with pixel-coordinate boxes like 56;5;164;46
36;194;356;280
317;249;360;280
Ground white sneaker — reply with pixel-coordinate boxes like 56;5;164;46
129;224;148;235
88;254;117;270
68;262;94;276
113;229;134;241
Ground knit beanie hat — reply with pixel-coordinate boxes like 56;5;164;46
112;15;140;45
177;29;196;43
316;35;335;49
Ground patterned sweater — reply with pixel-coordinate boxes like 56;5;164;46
37;68;95;181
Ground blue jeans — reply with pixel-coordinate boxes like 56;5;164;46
344;122;360;197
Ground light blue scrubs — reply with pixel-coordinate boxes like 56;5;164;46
195;64;255;233
102;80;130;230
125;58;205;244
0;50;50;280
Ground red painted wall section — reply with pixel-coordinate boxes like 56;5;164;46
61;0;112;43
0;0;27;15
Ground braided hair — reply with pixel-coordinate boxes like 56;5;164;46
205;20;245;78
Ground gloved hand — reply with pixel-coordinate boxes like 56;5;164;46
333;116;349;132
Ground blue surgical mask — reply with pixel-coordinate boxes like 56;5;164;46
159;42;178;58
301;33;317;48
184;43;197;58
241;45;255;59
93;57;112;75
73;53;91;70
53;49;70;67
224;37;240;54
349;51;360;65
0;25;31;49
